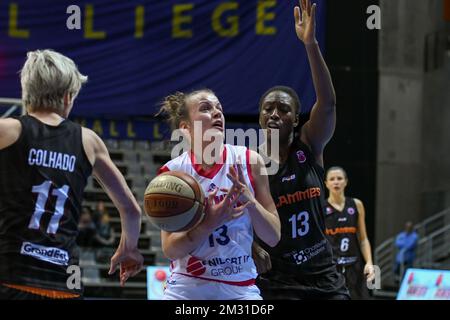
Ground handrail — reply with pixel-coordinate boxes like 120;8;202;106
374;207;450;292
418;224;450;245
0;98;22;105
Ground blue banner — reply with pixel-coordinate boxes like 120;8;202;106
72;117;261;141
0;0;326;116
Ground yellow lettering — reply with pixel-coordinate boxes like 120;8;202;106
92;120;104;136
84;5;106;39
212;2;239;37
172;4;194;38
8;3;29;38
135;6;144;38
127;121;136;138
79;119;87;127
153;123;163;140
110;121;119;137
256;0;277;35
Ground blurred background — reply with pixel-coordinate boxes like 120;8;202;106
0;0;449;299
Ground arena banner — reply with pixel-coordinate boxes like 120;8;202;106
146;266;170;300
397;268;450;300
0;0;326;117
72;117;260;141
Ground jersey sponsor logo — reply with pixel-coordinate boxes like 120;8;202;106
338;217;348;222
288;239;328;265
281;174;296;182
28;148;76;172
296;150;307;164
186;257;206;276
207;255;250;277
186;255;251;278
210;265;243;277
337;256;358;265
20;242;69;266
206;255;251;267
325;226;357;235
275;187;321;208
347;207;355;215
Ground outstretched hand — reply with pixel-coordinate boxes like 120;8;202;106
294;0;317;45
109;242;144;286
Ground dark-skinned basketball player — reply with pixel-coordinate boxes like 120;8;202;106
252;0;350;299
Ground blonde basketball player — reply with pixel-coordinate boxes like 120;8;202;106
156;89;281;300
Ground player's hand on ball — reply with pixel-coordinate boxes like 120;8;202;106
109;241;144;286
202;185;249;230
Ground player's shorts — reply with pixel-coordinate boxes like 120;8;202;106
163;273;262;300
337;263;371;300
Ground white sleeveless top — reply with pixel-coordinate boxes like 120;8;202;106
158;144;258;286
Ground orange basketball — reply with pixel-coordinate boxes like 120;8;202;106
143;171;205;232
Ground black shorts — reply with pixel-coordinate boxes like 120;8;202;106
337;263;371;300
257;267;350;300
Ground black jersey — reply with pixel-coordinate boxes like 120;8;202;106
0;115;92;294
324;197;363;266
258;139;347;297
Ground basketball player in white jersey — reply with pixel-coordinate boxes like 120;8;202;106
156;89;281;300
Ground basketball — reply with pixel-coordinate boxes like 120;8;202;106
143;171;205;232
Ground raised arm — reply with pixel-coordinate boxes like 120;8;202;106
82;128;143;285
295;0;336;165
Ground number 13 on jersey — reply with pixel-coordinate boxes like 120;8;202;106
288;211;310;238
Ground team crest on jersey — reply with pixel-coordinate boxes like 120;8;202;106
326;206;333;215
296;150;306;164
208;183;217;192
186;256;206;276
347;207;355;215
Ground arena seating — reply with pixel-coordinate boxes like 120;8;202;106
81;139;172;299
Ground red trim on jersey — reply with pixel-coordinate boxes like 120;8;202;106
175;272;256;287
157;165;170;175
246;149;257;194
189;146;227;179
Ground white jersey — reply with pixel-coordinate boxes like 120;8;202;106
158;144;258;289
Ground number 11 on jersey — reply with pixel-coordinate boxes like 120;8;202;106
28;180;70;234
